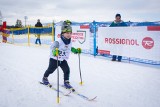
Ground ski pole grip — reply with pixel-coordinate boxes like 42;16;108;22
55;48;58;56
77;48;81;54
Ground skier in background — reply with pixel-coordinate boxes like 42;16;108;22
109;14;128;62
42;20;81;90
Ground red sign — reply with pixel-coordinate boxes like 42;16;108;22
98;50;110;55
80;25;89;29
147;26;160;31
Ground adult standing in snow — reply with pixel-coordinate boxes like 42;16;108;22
35;19;43;45
109;14;128;62
42;20;81;90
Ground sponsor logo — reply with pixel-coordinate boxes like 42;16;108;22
105;38;139;46
71;32;83;42
142;37;154;49
57;31;86;44
77;30;86;44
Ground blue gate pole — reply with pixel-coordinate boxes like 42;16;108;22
93;21;97;56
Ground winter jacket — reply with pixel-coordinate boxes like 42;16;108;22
35;22;43;27
109;20;127;27
35;22;43;35
50;35;72;61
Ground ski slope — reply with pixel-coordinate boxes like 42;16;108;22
0;43;160;107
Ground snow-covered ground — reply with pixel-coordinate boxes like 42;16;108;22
0;43;160;107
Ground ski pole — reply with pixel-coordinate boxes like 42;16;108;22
78;53;83;85
56;48;60;103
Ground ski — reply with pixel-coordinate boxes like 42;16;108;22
61;85;97;101
39;81;71;96
39;82;97;101
73;91;97;101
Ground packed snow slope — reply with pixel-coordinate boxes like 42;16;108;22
0;43;160;107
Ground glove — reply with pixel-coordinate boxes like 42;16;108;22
77;48;81;54
71;47;82;54
71;47;77;54
52;48;59;57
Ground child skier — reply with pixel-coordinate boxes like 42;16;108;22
42;20;81;90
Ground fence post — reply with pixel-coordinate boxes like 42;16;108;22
12;30;14;44
28;26;30;46
52;22;55;42
93;21;97;56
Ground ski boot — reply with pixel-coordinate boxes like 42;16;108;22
64;80;75;92
42;77;50;86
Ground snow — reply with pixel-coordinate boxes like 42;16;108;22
0;43;160;107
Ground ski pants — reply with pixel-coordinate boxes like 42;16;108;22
35;38;41;44
35;34;41;44
44;58;70;81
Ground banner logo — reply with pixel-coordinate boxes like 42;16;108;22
142;37;154;49
105;38;139;46
77;30;86;44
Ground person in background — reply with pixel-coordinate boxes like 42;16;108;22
109;14;128;62
35;19;43;45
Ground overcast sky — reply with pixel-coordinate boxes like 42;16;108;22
0;0;160;25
